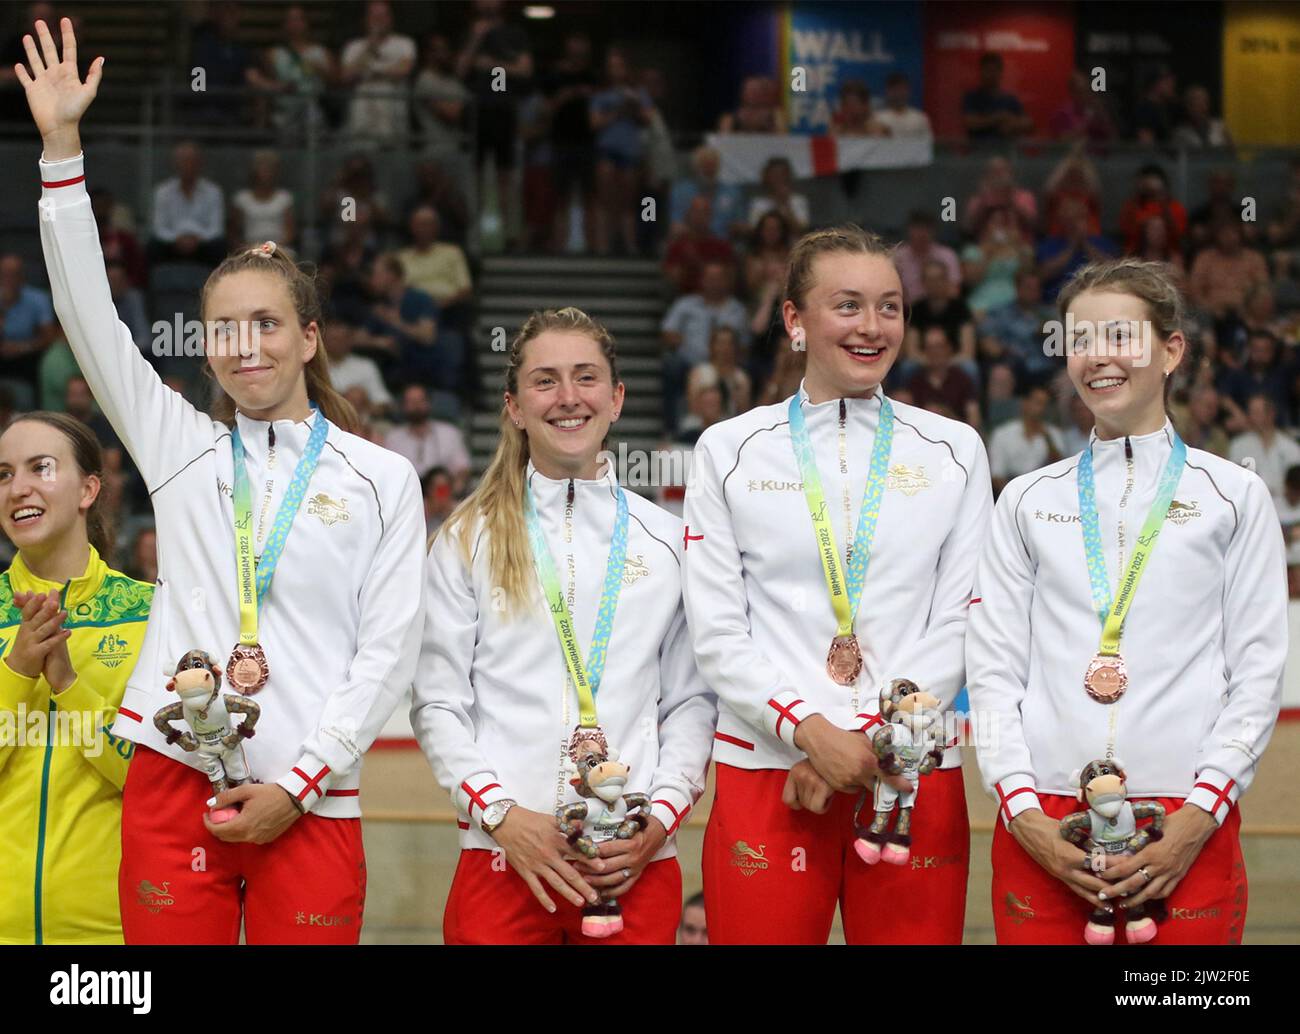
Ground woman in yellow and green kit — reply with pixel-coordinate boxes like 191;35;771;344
0;411;152;943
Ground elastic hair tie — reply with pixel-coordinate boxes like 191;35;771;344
249;241;277;257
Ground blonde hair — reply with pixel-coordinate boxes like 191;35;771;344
439;307;619;611
784;223;894;309
200;242;358;432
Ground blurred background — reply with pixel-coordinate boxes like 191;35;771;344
0;0;1298;943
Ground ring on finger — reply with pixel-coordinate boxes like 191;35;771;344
1138;866;1152;883
622;868;631;879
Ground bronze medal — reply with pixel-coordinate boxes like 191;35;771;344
227;643;269;695
826;634;864;686
1083;653;1127;704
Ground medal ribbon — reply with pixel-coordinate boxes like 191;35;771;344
231;407;329;646
525;479;629;729
788;392;895;638
1077;430;1186;657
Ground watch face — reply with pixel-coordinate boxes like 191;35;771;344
483;802;505;826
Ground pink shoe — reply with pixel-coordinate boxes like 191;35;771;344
881;843;910;866
1125;917;1158;944
854;838;882;865
582;915;621;939
1084;921;1115;945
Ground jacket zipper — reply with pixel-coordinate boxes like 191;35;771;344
33;580;71;944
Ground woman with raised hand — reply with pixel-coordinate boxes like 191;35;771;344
413;307;715;944
0;413;151;944
20;17;425;944
684;225;992;944
967;258;1286;944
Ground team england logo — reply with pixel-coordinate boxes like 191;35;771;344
729;840;769;876
307;493;350;527
137;880;175;914
622;554;650;585
1166;499;1202;525
887;464;931;495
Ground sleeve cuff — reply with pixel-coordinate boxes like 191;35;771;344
39;152;87;199
649;787;693;837
0;657;42;710
993;774;1042;828
763;690;818;748
1186;769;1240;826
276;753;337;814
855;709;887;735
456;771;513;820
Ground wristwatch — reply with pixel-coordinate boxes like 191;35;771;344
480;798;517;836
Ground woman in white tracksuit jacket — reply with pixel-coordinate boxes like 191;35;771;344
412;307;715;944
967;258;1287;945
683;225;992;944
23;20;424;944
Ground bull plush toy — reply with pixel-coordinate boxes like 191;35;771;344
556;727;651;939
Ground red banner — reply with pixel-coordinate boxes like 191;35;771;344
923;2;1076;140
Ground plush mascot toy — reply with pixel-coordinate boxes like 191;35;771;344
1060;758;1166;944
556;727;651;938
152;649;261;822
854;678;944;865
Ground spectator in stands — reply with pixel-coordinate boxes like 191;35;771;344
718;75;786;134
747;157;809;234
1173;85;1232;149
1047;69;1117;145
660;259;750;432
323;316;393;415
384;383;470;490
1133;66;1178;145
320;153;392;250
1174;384;1231;458
1036;196;1117;301
1221;330;1291;416
149;141;226;265
983;362;1019;432
1118;164;1187;254
756;335;806;407
126;526;159;585
678;891;708;945
669;145;745;241
961;207;1033;318
874;71;931;138
830;79;887;136
1189;219;1270;323
91;188;147;290
1229;394;1300;505
894;210;961;304
397;206;472;310
590;47;652;257
963;155;1037;241
188;2;265;127
0;253;56;410
978;268;1055;388
0;2;53;123
1042;150;1102;237
361;254;461;399
343;385;388;446
406;158;470;247
413;31;469;154
663;196;735;295
263;3;335;137
1188;169;1257;254
106;260;149;353
544;31;598;252
1275;465;1300;597
458;0;534;252
743;211;792;299
340;0;417;144
1060;392;1095;454
988;384;1065;496
675;383;726;446
230;149;295;250
1266;159;1300;280
318;204;379;321
1234;284;1287;354
637;66;678;258
905;326;980;430
686;325;752;421
961;53;1033;142
422;466;458;538
517;82;557;253
1134;211;1184;273
906;258;977;375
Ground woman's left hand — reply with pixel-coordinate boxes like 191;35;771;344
573;817;668;900
43;630;77;693
202;782;303;844
1099;804;1219;907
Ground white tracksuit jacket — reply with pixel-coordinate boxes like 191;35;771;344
683;383;992;770
38;154;426;818
411;462;717;856
967;422;1288;827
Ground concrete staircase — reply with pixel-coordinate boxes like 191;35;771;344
470;256;669;494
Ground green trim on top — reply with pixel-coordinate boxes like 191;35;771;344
0;571;153;631
32;581;72;946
